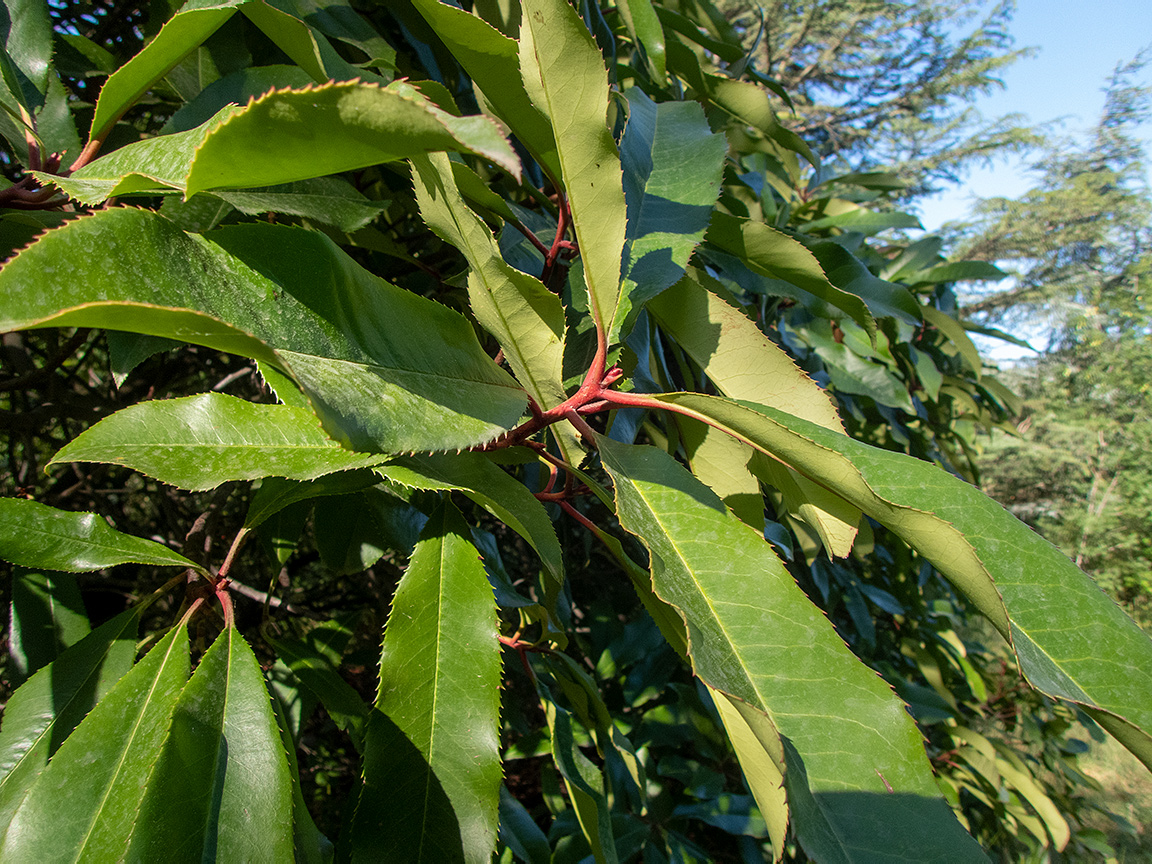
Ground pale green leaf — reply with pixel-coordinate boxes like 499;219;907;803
351;502;502;864
520;0;627;339
705;212;875;337
0;498;201;572
616;0;666;83
921;305;983;379
0;609;138;842
598;437;987;862
0;624;190;861
126;626;295;863
50;392;387;491
648;392;1152;770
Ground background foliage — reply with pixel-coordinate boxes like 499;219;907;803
0;0;1149;862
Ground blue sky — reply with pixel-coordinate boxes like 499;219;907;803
917;0;1152;231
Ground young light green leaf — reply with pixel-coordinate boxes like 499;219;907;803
614;90;726;339
0;623;190;861
49;392;388;491
598;436;987;862
88;0;248;144
375;451;563;590
8;568;90;686
126;626;295;863
0;209;527;453
351;502;502;864
0;498;201;572
705;211;875;337
411;152;567;413
648;392;1152;770
520;0;627;340
408;0;559;178
0;608;138;842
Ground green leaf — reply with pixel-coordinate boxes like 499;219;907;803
88;0;247;144
263;0;396;72
921;305;983;379
664;36;815;165
705;212;875;337
376;451;563;590
411;152;567;413
598;437;987;862
1;0;52;109
648;392;1152;770
351;502;502;864
244;470;380;529
918;260;1008;284
0;209;527;452
498;784;551;864
408;0;559;178
213;177;388;232
126;626;295;863
0;608;138;842
822;343;916;413
648;272;859;555
710;688;788;862
0;498;202;572
313;492;387;575
614;90;726;339
267;629;368;749
520;0;627;340
7;568;90;686
616;0;666;83
541;690;619;864
53;81;520;204
0;623;190;861
798;209;922;236
240;0;373;86
50;393;388;491
806;241;922;325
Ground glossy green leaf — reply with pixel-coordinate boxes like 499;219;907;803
542;692;619;864
822;342;916;413
705;211;875;337
616;0;666;83
806;241;921;325
0;498;201;572
50;392;387;491
520;0;627;340
260;0;395;71
239;0;365;84
408;0;559;178
376;451;563;589
614;89;726;339
649;272;859;555
598;437;986;862
351;502;502;864
411;152;566;412
918;260;1008;284
649;392;1152;770
267;630;368;749
7;568;89;686
126;626;294;863
88;0;246;144
0;608;138;842
1;0;52;109
0;624;190;861
498;784;551;864
54;80;520;204
313;491;387;574
676;416;764;528
0;209;527;452
244;470;380;529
